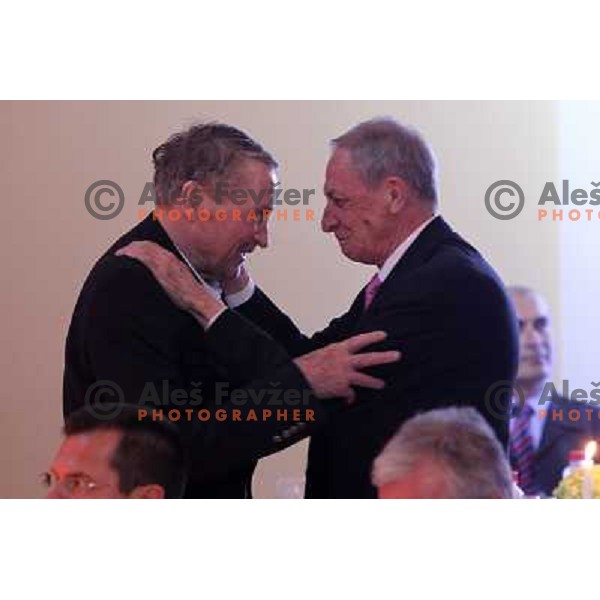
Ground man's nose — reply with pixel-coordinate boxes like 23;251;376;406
522;324;542;346
321;203;338;232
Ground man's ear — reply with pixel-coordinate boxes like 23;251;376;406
128;484;165;499
384;178;408;215
180;180;206;208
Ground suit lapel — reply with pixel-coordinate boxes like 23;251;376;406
537;399;586;459
365;216;469;311
537;411;562;460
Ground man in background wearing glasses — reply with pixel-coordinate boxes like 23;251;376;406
44;405;187;499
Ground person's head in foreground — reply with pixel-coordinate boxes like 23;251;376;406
372;406;515;499
44;405;187;499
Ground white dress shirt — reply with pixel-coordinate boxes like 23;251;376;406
377;215;438;283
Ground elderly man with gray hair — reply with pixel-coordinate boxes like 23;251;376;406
372;407;515;499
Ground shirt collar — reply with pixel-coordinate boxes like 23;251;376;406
378;215;438;282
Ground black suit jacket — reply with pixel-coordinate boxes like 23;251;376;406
63;215;326;498
530;398;600;496
233;216;519;498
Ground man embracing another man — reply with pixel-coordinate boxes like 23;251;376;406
63;123;400;498
118;117;518;498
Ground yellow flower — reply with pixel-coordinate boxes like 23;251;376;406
553;465;600;499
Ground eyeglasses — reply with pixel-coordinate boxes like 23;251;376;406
40;471;106;497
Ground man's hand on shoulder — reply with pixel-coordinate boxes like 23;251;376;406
116;241;225;328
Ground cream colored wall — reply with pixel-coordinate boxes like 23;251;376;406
557;101;600;393
0;101;559;498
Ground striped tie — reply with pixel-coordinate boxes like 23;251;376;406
364;274;382;311
510;403;536;495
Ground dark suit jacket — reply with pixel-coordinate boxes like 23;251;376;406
232;216;519;498
531;398;600;496
63;215;326;498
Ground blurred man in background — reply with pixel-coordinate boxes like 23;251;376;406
508;286;599;496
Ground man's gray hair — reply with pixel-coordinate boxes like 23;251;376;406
506;285;537;298
372;406;514;498
332;117;438;205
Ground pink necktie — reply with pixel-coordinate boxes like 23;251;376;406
364;274;382;311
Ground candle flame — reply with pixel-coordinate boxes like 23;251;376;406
585;440;597;462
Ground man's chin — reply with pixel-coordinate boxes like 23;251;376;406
517;372;552;394
222;259;243;280
338;244;373;266
336;240;358;260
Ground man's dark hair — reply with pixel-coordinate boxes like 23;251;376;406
152;122;278;205
64;405;188;499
